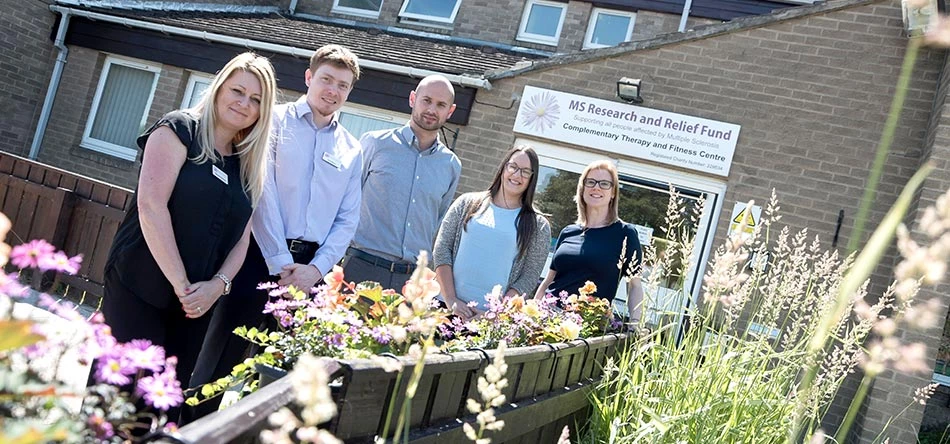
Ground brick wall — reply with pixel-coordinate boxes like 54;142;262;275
0;0;57;157
856;50;950;443
460;1;944;441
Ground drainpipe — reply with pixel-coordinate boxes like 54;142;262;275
678;0;692;32
29;10;70;160
289;0;298;15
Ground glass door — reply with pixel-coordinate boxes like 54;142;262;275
525;139;724;330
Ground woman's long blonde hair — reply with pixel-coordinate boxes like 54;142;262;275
575;160;620;227
189;52;276;207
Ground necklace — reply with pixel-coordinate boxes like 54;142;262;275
502;193;514;209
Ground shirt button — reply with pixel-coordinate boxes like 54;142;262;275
412;199;416;203
416;176;420;180
408;223;412;227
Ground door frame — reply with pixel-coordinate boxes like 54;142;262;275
516;137;728;308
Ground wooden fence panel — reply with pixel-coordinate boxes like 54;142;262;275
0;152;132;296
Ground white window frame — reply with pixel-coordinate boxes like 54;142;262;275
332;0;384;18
181;71;215;109
517;0;568;46
81;55;161;161
398;0;462;24
583;7;636;49
339;102;410;124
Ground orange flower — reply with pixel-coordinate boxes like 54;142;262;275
579;281;597;297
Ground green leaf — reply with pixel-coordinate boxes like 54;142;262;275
0;320;45;353
185;396;199;406
200;384;216;397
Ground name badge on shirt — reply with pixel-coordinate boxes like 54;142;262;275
322;152;342;170
212;164;229;185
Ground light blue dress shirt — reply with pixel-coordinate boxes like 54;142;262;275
352;124;461;262
252;97;363;276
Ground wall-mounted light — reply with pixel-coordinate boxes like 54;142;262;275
902;0;937;37
617;77;643;104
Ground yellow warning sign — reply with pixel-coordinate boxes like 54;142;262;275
729;202;761;235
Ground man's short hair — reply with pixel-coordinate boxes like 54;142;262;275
310;44;361;81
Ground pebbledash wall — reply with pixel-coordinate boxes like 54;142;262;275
457;0;949;442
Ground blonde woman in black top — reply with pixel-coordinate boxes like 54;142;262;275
101;53;276;407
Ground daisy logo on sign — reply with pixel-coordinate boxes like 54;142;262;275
519;91;560;133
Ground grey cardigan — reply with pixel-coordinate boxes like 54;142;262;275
433;192;552;296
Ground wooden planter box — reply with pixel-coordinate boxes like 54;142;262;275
166;333;631;443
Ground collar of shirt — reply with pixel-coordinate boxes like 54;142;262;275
397;123;445;156
291;96;340;131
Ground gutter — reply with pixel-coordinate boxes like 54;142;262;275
47;5;492;90
30;10;71;160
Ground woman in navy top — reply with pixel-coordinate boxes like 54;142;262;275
534;160;645;322
101;52;277;411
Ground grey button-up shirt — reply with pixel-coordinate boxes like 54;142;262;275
352;124;461;263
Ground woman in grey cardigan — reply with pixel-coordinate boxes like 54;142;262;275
433;145;551;320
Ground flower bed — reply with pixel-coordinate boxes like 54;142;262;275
170;333;631;443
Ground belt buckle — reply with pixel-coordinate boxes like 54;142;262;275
289;239;303;253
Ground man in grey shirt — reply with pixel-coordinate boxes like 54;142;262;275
344;75;461;289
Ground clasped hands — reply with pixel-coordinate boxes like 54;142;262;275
278;263;323;292
174;279;225;319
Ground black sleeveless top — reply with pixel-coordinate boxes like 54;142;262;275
105;111;252;309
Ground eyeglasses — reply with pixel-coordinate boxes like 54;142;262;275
583;178;614;190
505;162;534;178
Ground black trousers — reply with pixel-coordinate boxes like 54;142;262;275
181;237;317;424
96;266;212;423
180;237;273;423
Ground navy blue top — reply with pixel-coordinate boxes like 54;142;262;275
547;221;643;302
105;111;251;309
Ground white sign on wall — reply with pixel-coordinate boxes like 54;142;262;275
512;85;741;177
729;202;761;235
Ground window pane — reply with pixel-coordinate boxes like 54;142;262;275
337;0;382;11
339;112;401;139
403;0;459;19
89;64;155;150
591;13;631;46
186;80;210;109
524;3;563;37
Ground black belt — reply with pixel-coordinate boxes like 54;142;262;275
286;239;319;263
346;247;416;274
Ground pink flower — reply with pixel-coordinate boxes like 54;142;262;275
125;339;166;373
87;414;115;439
136;373;183;411
37;251;82;274
94;355;133;386
10;239;55;269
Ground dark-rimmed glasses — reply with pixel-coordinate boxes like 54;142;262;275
505;162;534;178
583;178;614;190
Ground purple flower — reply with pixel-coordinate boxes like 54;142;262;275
37;251;82;274
79;322;116;364
10;239;55;269
136;373;183;411
94;355;133;386
371;326;391;345
88;414;115;439
257;281;279;290
0;273;27;298
329;333;344;348
125;339;165;373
